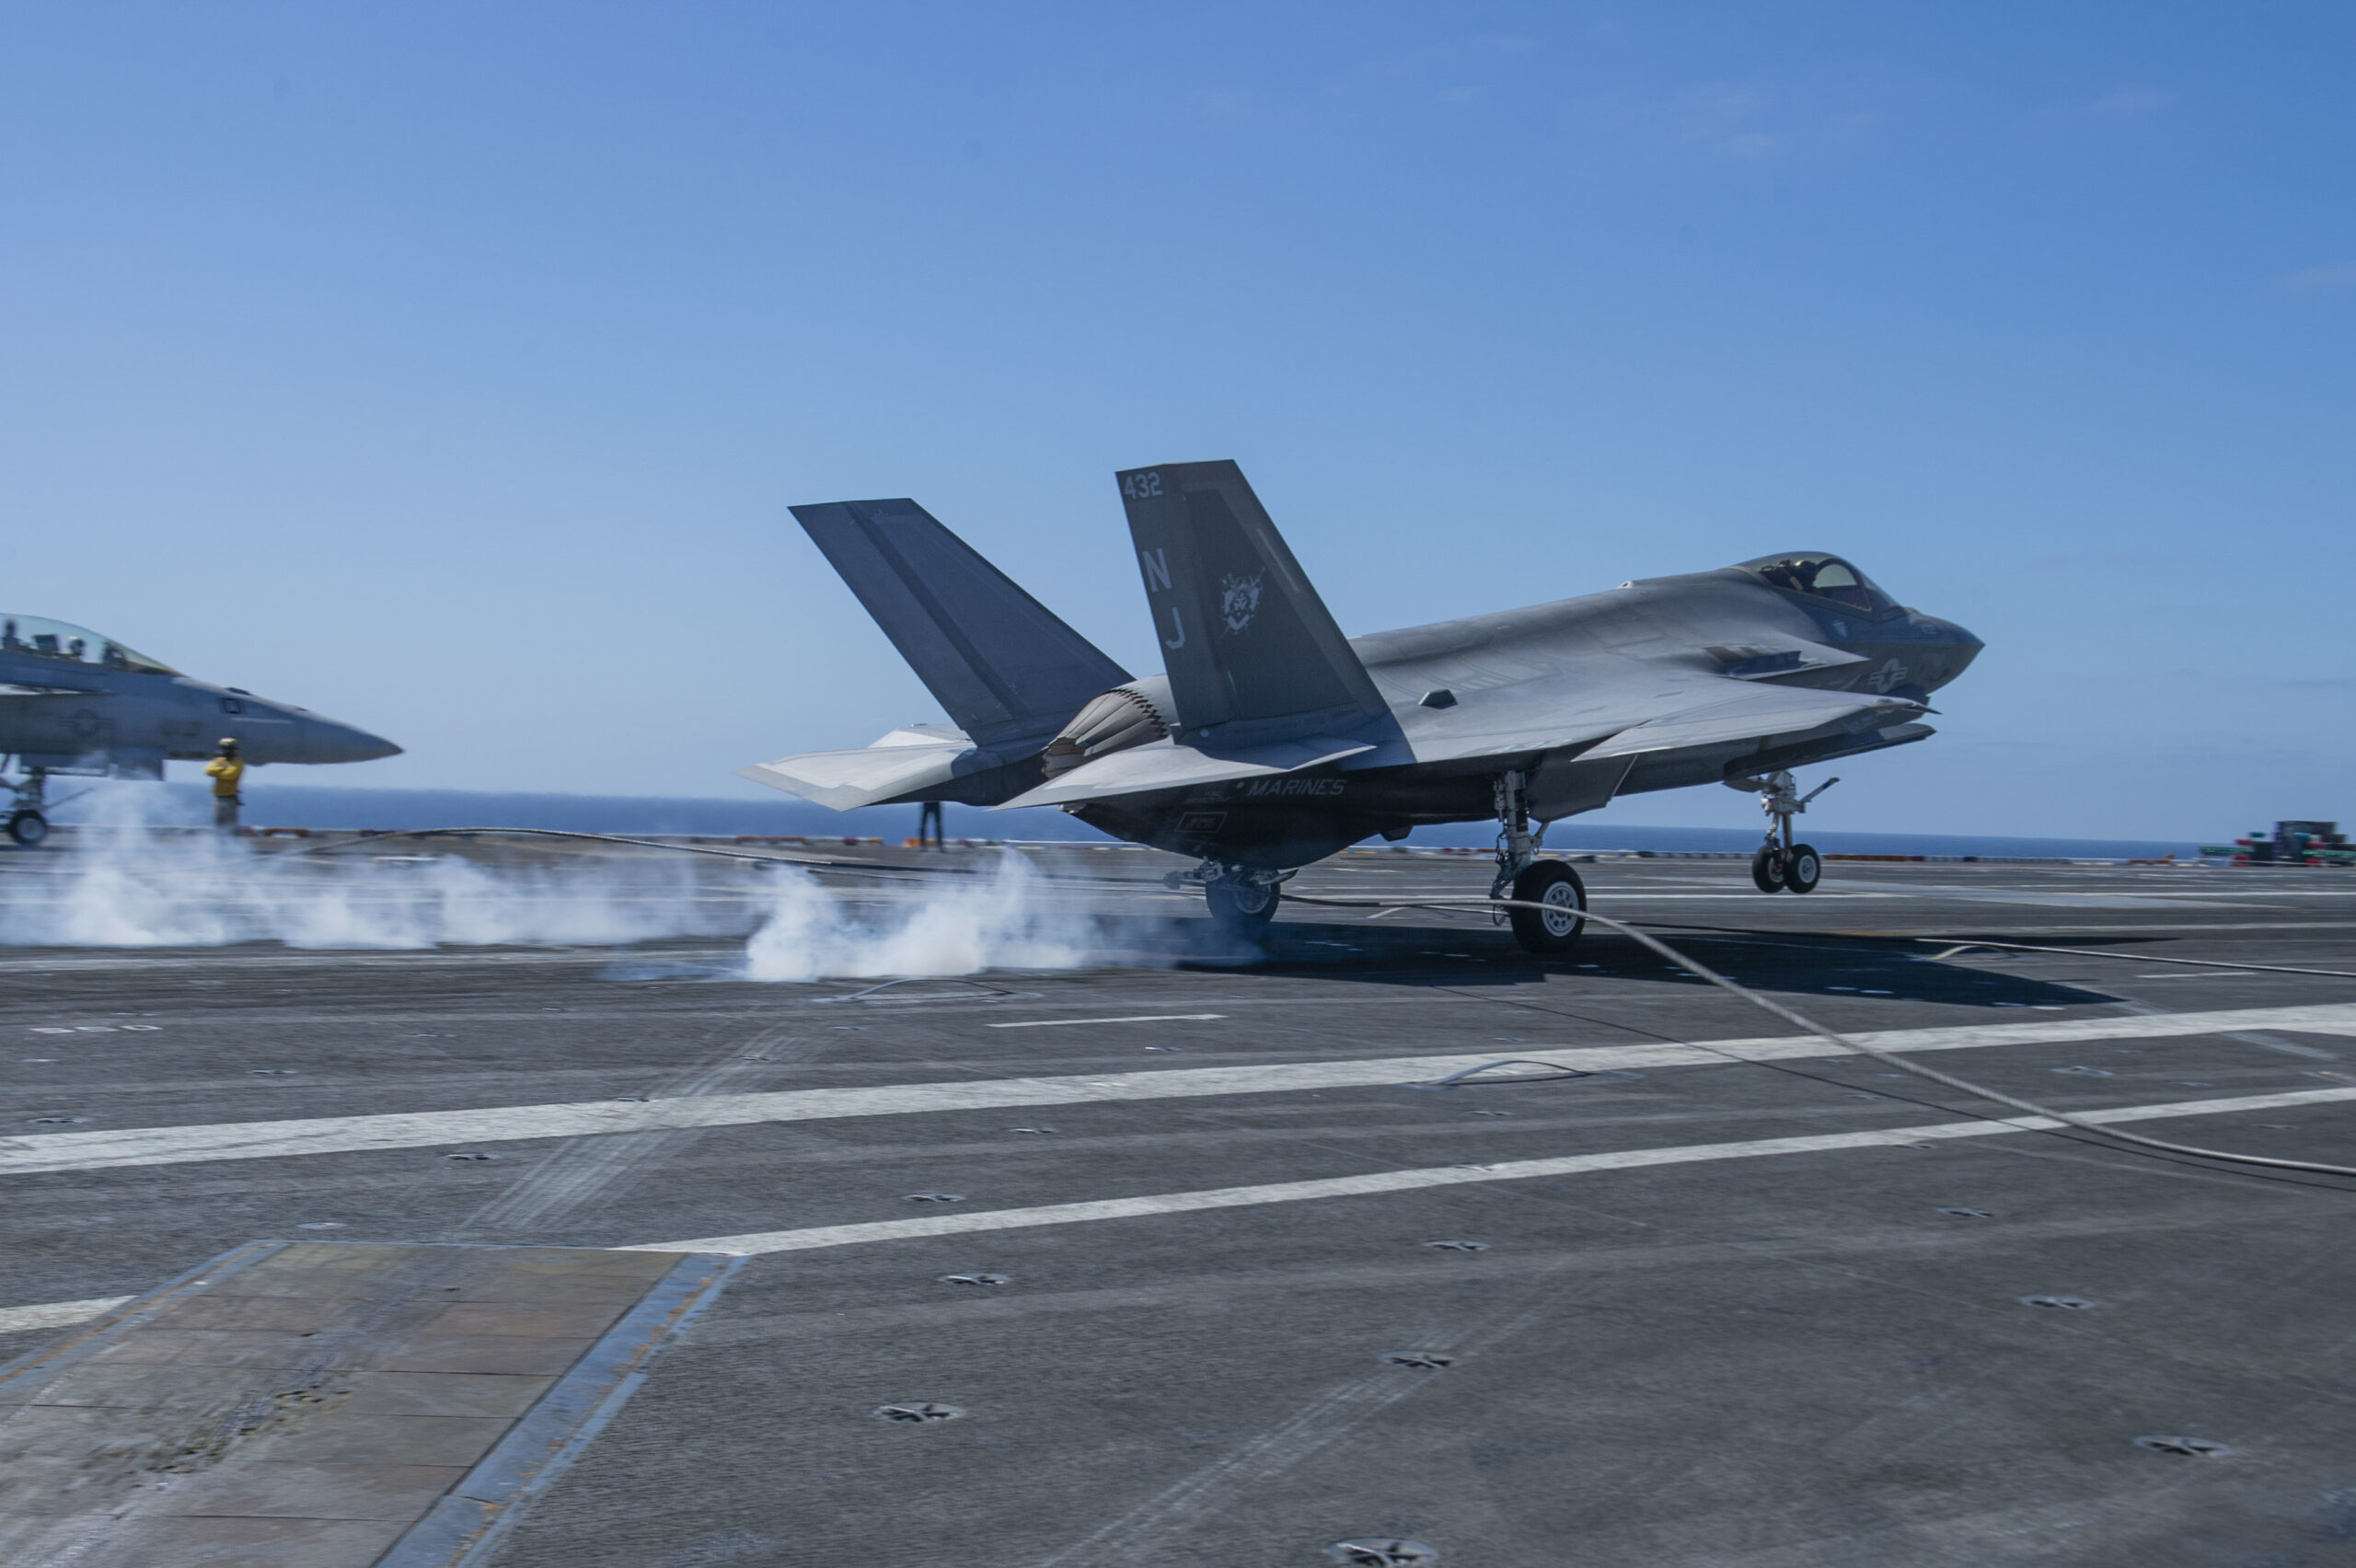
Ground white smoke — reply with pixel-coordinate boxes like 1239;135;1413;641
0;787;739;949
2;784;1155;979
741;850;1123;981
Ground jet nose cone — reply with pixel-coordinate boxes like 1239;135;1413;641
1914;614;1983;649
289;713;402;764
326;723;402;763
1901;614;1985;693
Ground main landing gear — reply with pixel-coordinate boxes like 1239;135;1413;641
1168;861;1290;931
1732;769;1834;894
6;767;50;848
1492;768;1585;954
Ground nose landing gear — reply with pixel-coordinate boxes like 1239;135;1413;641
1733;769;1834;894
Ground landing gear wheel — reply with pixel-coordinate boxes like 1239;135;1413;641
1507;861;1586;954
6;812;47;848
1781;843;1822;894
1750;846;1784;893
1205;879;1278;930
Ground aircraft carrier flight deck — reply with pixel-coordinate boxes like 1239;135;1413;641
3;839;2353;1567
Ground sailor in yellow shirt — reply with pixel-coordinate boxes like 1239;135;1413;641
203;738;247;832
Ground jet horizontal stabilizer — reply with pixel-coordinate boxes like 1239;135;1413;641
735;738;973;812
791;499;1131;751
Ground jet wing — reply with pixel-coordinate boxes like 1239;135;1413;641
1582;686;1925;758
1001;680;1921;806
1336;663;1924;769
997;735;1376;808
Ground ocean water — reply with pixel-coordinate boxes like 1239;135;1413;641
47;781;2205;864
61;780;1099;844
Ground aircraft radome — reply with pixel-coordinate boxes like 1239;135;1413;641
742;462;1981;951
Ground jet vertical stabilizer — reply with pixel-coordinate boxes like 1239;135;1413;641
1114;461;1387;748
791;500;1131;750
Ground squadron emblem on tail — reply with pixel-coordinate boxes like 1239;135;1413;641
1219;573;1264;634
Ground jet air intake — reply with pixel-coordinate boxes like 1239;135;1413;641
1041;675;1174;777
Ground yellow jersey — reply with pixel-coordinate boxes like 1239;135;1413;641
204;755;247;798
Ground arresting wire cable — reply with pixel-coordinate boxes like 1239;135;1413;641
1583;922;2356;982
1277;890;2356;1182
1910;936;2356;981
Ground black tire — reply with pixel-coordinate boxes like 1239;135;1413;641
1750;846;1784;893
1205;878;1279;929
6;812;47;848
1781;843;1822;894
1507;860;1587;954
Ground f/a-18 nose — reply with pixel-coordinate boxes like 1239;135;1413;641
251;709;402;764
306;717;403;763
214;692;401;766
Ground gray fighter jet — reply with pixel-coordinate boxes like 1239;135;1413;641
0;614;400;845
743;462;1981;951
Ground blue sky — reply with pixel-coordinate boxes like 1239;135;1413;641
4;3;2350;839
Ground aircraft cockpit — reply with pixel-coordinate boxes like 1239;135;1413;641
0;615;179;675
1738;555;1900;617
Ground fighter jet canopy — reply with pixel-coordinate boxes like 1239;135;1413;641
0;615;179;674
1737;554;1900;616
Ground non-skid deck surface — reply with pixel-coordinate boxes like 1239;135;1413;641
0;1241;731;1567
5;846;2356;1564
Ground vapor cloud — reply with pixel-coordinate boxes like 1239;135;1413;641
0;786;1151;981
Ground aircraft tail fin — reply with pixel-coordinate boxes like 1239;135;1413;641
1114;461;1387;744
791;500;1132;750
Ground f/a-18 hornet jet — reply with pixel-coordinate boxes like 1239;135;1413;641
0;614;400;845
743;462;1982;951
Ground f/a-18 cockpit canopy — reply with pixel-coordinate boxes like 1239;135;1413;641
1737;554;1900;617
0;615;179;675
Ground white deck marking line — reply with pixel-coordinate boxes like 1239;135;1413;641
987;1014;1226;1029
0;1296;136;1335
2;1003;2351;1179
11;1082;2351;1338
610;1082;2356;1251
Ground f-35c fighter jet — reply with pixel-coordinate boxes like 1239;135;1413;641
0;614;400;845
742;462;1981;951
